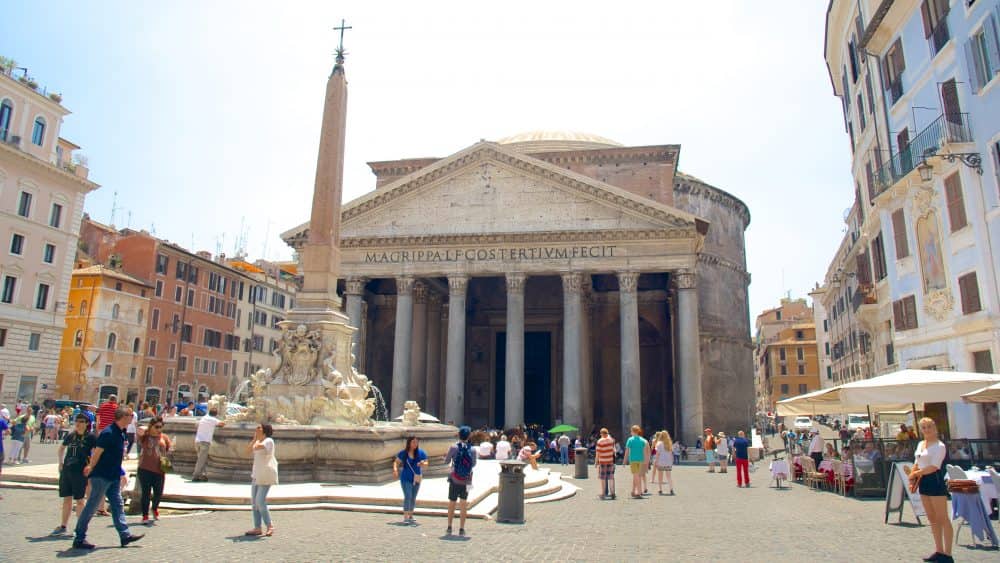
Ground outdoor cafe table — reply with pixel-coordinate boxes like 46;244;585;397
964;470;998;516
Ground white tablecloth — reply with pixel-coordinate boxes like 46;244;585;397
964;470;998;513
770;460;790;479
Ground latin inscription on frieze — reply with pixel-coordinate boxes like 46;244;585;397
364;246;616;264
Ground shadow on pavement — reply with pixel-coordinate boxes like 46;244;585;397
226;534;265;543
439;535;470;542
25;534;71;543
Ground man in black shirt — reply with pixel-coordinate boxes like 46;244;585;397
53;414;96;535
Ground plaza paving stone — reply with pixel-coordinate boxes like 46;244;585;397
2;440;999;561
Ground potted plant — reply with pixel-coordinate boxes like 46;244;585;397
25;78;38;90
49;92;62;103
0;56;14;75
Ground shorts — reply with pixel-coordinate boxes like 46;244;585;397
598;463;615;480
448;480;469;501
59;469;87;499
656;465;673;471
918;474;947;497
629;461;643;474
705;451;716;463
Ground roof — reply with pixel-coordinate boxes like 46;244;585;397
496;130;623;152
72;265;153;288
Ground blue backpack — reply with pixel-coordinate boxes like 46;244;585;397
452;442;474;480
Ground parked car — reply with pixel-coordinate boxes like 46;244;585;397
847;413;870;431
793;416;814;430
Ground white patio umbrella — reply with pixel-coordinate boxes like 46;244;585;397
774;387;843;416
837;369;1000;408
961;381;1000;404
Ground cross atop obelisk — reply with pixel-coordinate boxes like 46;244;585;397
334;19;351;64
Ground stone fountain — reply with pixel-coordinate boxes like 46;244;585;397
162;42;458;484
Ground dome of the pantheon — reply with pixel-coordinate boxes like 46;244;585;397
496;130;623;153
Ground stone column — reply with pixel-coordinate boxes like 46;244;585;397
504;273;526;428
344;277;367;367
675;269;703;445
619;272;641;436
409;282;429;408
439;303;449;417
561;273;584;428
444;276;468;425
391;276;415;417
425;293;443;418
581;290;595;433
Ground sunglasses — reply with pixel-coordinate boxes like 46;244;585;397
152;425;164;429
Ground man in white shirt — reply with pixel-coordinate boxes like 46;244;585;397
478;440;493;459
495;435;511;461
191;408;226;481
808;430;824;469
557;434;572;465
0;404;9;421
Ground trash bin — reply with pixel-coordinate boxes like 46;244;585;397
497;460;526;524
574;447;588;479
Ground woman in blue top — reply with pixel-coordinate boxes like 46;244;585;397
393;436;428;525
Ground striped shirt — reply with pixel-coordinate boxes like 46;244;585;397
96;401;118;432
595;437;615;464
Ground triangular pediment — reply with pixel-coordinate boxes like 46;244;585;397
333;142;703;241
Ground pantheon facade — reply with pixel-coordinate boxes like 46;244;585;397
283;131;753;441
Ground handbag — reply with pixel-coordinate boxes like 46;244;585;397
406;455;422;484
157;437;173;473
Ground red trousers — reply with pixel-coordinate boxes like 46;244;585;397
735;458;750;485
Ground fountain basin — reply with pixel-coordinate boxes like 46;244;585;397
163;417;459;484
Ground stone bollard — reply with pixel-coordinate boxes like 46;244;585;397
574;447;588;479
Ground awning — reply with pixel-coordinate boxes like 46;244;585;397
961;382;1000;404
776;369;1000;416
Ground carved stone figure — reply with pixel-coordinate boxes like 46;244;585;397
275;324;323;385
402;401;421;426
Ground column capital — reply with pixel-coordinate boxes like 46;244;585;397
561;272;584;294
675;269;697;290
617;271;639;293
505;272;526;294
413;281;429;304
396;276;415;295
344;277;368;296
448;275;469;297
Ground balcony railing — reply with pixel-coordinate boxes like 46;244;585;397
928;17;950;55
872;112;973;196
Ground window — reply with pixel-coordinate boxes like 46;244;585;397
780;365;787;375
187;288;194;307
115;282;122;291
171;314;179;333
174;286;182;302
104;364;112;377
31;117;45;146
797;347;804;360
0;99;12;140
780;384;789;395
2;276;17;304
151;308;160;330
80;300;87;316
883;38;906;104
921;0;951;54
155;280;163;297
107;333;117;350
973;350;994;374
823;319;828;332
856;93;866;129
958;272;982;314
892;295;919;331
826;366;832;380
179;356;187;372
132;337;140;354
17;191;32;217
188;266;198;284
887;343;895;366
156;254;169;275
43;243;55;264
137;310;143;324
891;209;910;258
111;303;120;319
779;348;786;361
944;173;968;231
27;332;40;350
148;339;157;357
798;365;805;375
175;261;187;280
872;232;888;281
49;204;62;228
145;366;154;385
129;367;137;381
798;384;808;394
775;311;782;321
825;342;830;355
35;283;49;310
166;369;174;388
168;342;176;360
74;330;83;347
181;323;192;343
795;330;804;340
9;233;24;255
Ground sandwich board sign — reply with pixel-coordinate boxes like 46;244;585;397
884;461;925;525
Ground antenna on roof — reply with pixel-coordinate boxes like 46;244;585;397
261;221;272;261
127;210;132;229
109;191;119;228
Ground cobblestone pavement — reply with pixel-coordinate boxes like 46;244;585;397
3;443;999;562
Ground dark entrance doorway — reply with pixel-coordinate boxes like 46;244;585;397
494;331;552;428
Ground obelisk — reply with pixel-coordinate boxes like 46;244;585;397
278;23;355;379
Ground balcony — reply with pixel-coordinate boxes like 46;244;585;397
872;113;973;196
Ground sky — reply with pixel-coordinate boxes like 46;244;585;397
2;0;854;323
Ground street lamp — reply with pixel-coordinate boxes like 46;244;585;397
917;159;934;182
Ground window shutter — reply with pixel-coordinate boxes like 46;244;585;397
985;14;1000;76
856;253;873;285
941;79;962;122
904;295;919;330
865;160;876;201
959;272;982;314
921;1;933;38
893;300;905;329
965;39;985;94
894;38;906;75
892;209;910;258
944;173;968;231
